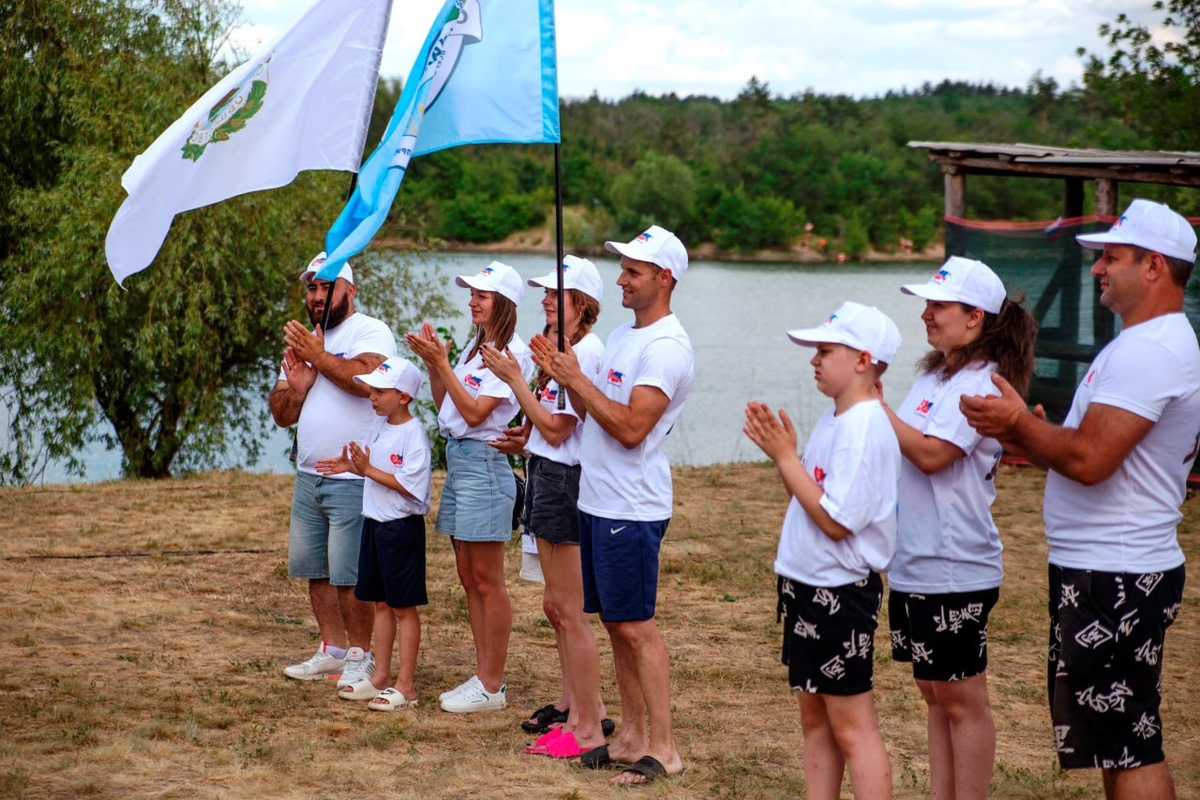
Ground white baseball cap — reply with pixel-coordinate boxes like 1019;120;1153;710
1076;198;1197;263
526;255;604;302
787;301;902;365
604;225;689;280
901;256;1006;314
455;260;525;305
299;251;354;285
353;357;422;396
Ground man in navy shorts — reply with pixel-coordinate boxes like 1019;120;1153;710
537;225;693;786
962;199;1200;799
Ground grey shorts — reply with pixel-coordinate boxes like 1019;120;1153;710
522;455;582;545
288;472;365;586
435;437;516;543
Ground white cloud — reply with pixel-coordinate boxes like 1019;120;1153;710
231;0;1168;99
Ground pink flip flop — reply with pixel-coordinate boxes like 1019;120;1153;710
544;730;584;759
524;725;569;755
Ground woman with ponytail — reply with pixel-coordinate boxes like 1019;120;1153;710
482;256;612;760
880;257;1037;800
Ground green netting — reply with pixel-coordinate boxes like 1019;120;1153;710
946;215;1200;429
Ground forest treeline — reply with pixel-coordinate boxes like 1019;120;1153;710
367;73;1185;258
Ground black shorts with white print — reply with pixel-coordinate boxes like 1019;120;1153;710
777;572;883;696
1047;563;1185;770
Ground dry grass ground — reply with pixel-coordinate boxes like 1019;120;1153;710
0;463;1197;799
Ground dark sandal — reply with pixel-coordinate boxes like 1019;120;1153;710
579;744;616;770
618;755;669;786
601;718;616;737
520;703;568;734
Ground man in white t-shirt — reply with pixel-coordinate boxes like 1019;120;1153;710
962;199;1200;800
534;225;693;786
268;253;397;688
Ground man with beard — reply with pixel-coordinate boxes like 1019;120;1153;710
269;253;397;688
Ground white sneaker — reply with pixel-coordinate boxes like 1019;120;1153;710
439;674;481;702
283;642;346;680
441;682;507;713
336;647;375;689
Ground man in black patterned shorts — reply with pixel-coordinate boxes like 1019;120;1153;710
962;199;1200;799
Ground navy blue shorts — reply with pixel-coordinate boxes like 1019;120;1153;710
522;455;581;545
889;587;999;681
578;511;667;622
778;573;882;696
1048;563;1184;770
354;515;428;609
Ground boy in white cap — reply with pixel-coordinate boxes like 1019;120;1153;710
962;198;1200;800
532;225;692;784
316;357;432;711
743;301;901;800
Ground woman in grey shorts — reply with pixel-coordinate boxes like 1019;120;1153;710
483;256;611;758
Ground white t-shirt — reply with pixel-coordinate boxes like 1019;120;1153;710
578;314;694;521
1044;313;1200;573
774;399;901;587
526;332;604;466
437;334;533;441
362;417;432;521
286;312;397;478
890;363;1005;593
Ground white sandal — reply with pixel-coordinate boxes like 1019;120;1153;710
369;688;418;711
339;679;384;701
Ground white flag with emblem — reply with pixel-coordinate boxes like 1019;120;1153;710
104;0;393;285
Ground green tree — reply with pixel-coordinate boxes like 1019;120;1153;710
0;0;448;484
608;152;696;238
1078;1;1200;151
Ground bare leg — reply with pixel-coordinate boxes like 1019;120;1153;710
369;603;394;690
824;691;893;799
1102;763;1176;800
798;692;845;800
309;579;345;647
392;606;421;698
541;540;605;747
607;619;683;785
454;540;510;693
338;585;374;651
927;673;994;800
916;679;955;799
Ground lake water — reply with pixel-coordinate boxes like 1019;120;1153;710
34;253;937;483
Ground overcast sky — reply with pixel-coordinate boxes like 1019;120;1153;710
233;0;1165;100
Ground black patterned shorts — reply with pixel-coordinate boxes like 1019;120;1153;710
777;572;883;696
1047;563;1185;770
889;587;999;681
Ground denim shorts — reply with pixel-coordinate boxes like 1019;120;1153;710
435;437;516;543
522;455;582;545
288;472;365;586
579;511;667;622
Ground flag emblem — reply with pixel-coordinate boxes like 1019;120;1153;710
932;269;950;283
181;61;270;162
376;362;392;373
464;373;482;389
822;314;838;326
607;369;624;385
916;399;933;414
390;453;403;466
540;386;558;402
481;266;495;275
1085;368;1096;385
813;466;826;486
636;231;653;243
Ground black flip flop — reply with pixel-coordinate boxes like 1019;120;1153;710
520;703;568;734
579;744;616;770
617;755;675;786
601;718;616;737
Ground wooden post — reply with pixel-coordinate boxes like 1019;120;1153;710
1094;178;1118;216
944;169;965;218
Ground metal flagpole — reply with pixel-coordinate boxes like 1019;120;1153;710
554;143;566;410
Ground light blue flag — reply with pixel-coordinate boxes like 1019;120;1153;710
317;0;560;280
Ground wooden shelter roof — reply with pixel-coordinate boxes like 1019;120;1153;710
908;141;1200;187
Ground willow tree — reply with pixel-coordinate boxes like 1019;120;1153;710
0;0;446;483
